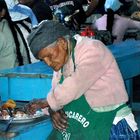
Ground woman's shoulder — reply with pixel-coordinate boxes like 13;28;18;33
74;35;108;57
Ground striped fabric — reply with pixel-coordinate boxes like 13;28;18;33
110;119;140;140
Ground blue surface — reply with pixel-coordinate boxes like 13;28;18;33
108;40;140;80
12;119;52;140
0;61;54;139
0;61;53;78
0;118;53;140
108;40;140;107
109;40;140;61
0;61;53;101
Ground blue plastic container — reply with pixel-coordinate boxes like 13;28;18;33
0;61;53;101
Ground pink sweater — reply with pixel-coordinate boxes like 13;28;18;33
47;37;128;111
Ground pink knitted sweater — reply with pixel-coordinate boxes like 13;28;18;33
47;36;128;111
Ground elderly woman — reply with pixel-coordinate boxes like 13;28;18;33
26;20;140;139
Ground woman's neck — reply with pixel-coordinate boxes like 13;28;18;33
63;37;72;64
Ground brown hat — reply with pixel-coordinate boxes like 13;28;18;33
27;20;71;58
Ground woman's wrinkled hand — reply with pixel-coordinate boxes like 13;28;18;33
49;108;68;131
24;98;48;115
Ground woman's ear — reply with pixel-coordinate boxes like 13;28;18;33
57;37;68;51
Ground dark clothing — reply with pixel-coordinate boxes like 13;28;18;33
29;0;53;22
49;0;86;30
76;0;87;5
117;0;134;16
86;0;106;17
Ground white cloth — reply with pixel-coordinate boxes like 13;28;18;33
5;0;28;21
113;113;138;131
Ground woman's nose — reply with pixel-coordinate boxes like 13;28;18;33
44;58;51;66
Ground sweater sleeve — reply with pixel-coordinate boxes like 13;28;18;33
47;39;113;111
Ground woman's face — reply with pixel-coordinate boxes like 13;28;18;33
38;38;68;71
0;9;6;21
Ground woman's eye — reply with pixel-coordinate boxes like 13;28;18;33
48;55;52;60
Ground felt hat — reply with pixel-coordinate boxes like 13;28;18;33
27;20;71;58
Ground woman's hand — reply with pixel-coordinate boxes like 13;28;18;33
24;98;49;115
49;108;68;131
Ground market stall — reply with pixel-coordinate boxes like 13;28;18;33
0;39;140;139
0;61;53;140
